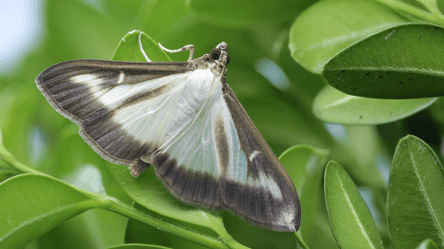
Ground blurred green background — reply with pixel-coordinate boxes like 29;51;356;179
2;0;441;248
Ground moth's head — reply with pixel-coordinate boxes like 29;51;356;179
192;42;230;77
210;42;230;66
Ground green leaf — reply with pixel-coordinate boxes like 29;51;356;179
112;30;171;62
0;174;108;248
324;161;384;249
107;164;225;237
289;0;407;74
125;203;207;249
223;211;301;249
323;23;444;99
416;238;439;249
313;85;438;125
108;243;173;249
388;135;444;248
279;145;331;247
187;0;314;28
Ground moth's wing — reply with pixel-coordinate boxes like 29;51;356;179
36;59;194;167
152;78;301;231
219;83;301;232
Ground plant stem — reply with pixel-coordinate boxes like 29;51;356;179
106;198;248;249
0;143;41;175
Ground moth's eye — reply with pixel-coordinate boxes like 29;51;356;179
210;48;221;60
226;55;230;65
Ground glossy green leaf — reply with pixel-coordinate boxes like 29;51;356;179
289;0;407;74
0;174;108;248
388;135;444;248
107;164;224;237
112;30;171;62
187;0;313;28
313;85;438;125
324;161;383;249
108;243;173;249
324;23;444;99
416;238;439;249
279;145;331;247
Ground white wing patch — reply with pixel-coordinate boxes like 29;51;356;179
117;72;125;84
249;150;260;162
70;74;99;84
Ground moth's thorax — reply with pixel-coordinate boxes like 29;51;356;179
162;69;219;143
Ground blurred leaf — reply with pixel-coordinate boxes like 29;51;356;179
112;31;172;62
313;85;438;125
0;174;108;248
46;0;129;62
108;244;173;249
324;23;444;99
324;161;384;249
102;0;147;24
289;0;407;74
279;145;331;247
388;135;444;248
188;0;314;28
125;203;207;249
416;238;439;249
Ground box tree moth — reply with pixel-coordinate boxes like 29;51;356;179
35;34;301;232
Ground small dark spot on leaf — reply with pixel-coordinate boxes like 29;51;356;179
372;84;376;87
353;87;357;90
366;73;370;76
341;69;346;72
434;27;439;29
386;71;391;73
409;78;412;80
331;81;334;84
389;112;393;115
359;115;363;119
401;85;405;87
379;76;383;79
399;81;403;84
420;36;422;40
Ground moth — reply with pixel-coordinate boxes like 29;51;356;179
35;34;301;232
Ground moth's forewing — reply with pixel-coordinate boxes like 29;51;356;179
35;59;193;167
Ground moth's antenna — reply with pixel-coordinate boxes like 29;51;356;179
158;43;195;62
138;32;152;62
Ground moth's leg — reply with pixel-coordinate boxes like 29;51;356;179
138;32;152;62
129;159;149;177
158;43;195;62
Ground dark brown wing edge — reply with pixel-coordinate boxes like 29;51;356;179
220;82;301;232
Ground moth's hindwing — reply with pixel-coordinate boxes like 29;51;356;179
35;59;193;167
221;84;301;231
